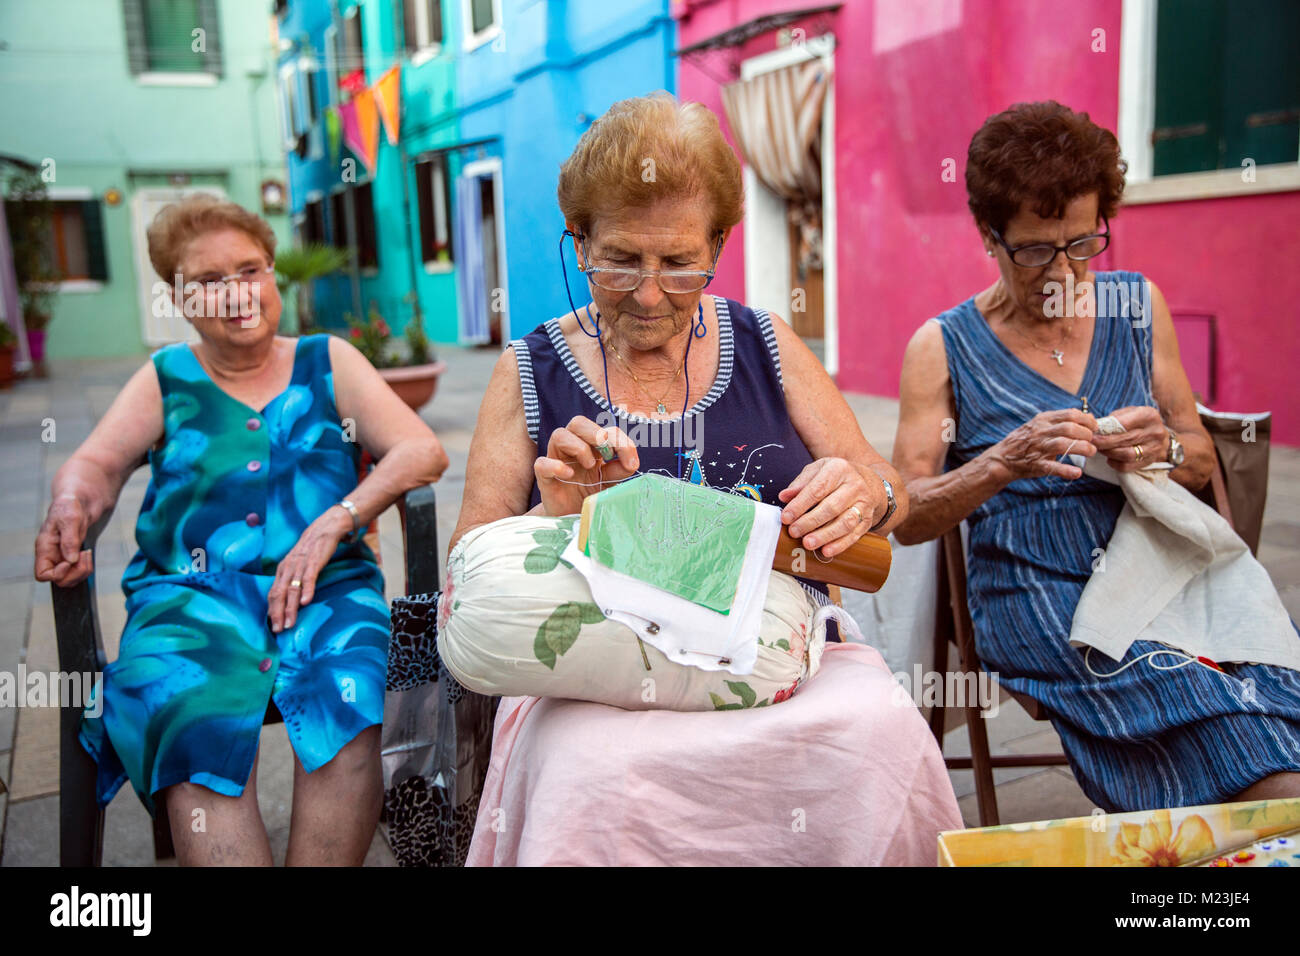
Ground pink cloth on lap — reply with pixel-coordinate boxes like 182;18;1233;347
466;642;963;866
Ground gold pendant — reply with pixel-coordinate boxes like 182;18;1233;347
657;402;668;415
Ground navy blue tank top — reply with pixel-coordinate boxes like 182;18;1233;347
511;294;835;614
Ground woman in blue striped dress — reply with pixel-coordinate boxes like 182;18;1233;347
893;101;1300;812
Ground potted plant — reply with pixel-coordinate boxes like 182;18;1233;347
0;321;18;389
340;301;446;411
5;168;60;377
274;242;349;334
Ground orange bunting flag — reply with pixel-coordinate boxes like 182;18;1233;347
373;65;402;146
350;86;381;174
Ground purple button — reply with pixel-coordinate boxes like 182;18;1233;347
245;513;260;527
246;417;261;431
246;460;262;472
258;658;272;673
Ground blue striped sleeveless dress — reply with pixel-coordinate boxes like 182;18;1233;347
936;270;1300;811
510;294;836;617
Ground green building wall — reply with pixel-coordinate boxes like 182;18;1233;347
0;0;290;360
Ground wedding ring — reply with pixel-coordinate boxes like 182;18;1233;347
290;580;302;589
1132;444;1144;461
848;505;864;525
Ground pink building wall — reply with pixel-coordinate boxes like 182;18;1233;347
674;0;1300;445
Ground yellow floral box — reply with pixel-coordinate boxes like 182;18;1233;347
938;797;1300;867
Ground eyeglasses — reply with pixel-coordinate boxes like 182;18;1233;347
578;236;721;294
188;265;275;295
988;217;1110;268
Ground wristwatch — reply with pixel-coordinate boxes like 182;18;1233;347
869;477;897;532
1165;427;1185;467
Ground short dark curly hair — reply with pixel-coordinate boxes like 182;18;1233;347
966;101;1127;235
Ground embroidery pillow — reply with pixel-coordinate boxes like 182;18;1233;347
437;515;826;711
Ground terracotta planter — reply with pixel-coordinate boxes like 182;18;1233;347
378;360;447;412
26;327;46;364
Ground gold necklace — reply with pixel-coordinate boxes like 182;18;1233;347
1010;318;1074;367
606;339;685;415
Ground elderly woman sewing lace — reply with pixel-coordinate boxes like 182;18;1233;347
893;101;1300;812
448;93;963;867
34;196;448;865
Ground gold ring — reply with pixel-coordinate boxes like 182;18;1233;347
1132;445;1144;461
289;580;302;589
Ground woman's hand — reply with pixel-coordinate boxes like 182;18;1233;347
34;495;95;587
778;458;889;558
989;409;1099;481
534;415;639;517
267;508;352;633
1089;405;1169;472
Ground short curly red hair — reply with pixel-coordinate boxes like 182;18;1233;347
558;92;743;239
966;101;1127;234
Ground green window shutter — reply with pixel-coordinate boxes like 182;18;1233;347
197;0;223;77
81;200;109;282
122;0;149;75
1153;0;1226;176
143;0;204;73
1221;0;1299;169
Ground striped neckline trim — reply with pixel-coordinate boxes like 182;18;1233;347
543;294;735;424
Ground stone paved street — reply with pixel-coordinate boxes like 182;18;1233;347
2;345;1298;864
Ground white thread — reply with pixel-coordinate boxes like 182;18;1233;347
1084;645;1228;679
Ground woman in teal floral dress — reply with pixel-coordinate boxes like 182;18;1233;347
34;196;448;865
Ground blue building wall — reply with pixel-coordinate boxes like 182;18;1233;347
454;0;676;341
277;0;675;348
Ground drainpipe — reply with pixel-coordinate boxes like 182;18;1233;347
333;0;363;320
391;0;422;332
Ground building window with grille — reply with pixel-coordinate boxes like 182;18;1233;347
1119;0;1299;200
122;0;222;84
403;0;444;63
330;182;379;271
303;197;327;246
17;198;110;286
462;0;501;52
415;153;453;267
340;6;367;95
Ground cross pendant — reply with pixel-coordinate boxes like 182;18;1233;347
1051;350;1064;366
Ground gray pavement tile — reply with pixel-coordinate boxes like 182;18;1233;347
1;793;58;866
957;768;1097;829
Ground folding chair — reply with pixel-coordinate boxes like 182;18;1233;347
930;411;1251;827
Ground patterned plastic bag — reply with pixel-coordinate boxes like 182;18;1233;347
381;591;497;867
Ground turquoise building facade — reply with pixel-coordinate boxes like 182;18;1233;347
276;0;675;346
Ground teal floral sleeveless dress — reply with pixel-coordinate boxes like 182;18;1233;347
79;334;389;814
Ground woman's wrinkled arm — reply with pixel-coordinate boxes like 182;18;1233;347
1146;280;1216;491
891;321;1013;546
35;360;164;586
448;346;542;554
328;336;449;539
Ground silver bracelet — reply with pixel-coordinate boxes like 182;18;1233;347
337;499;363;543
